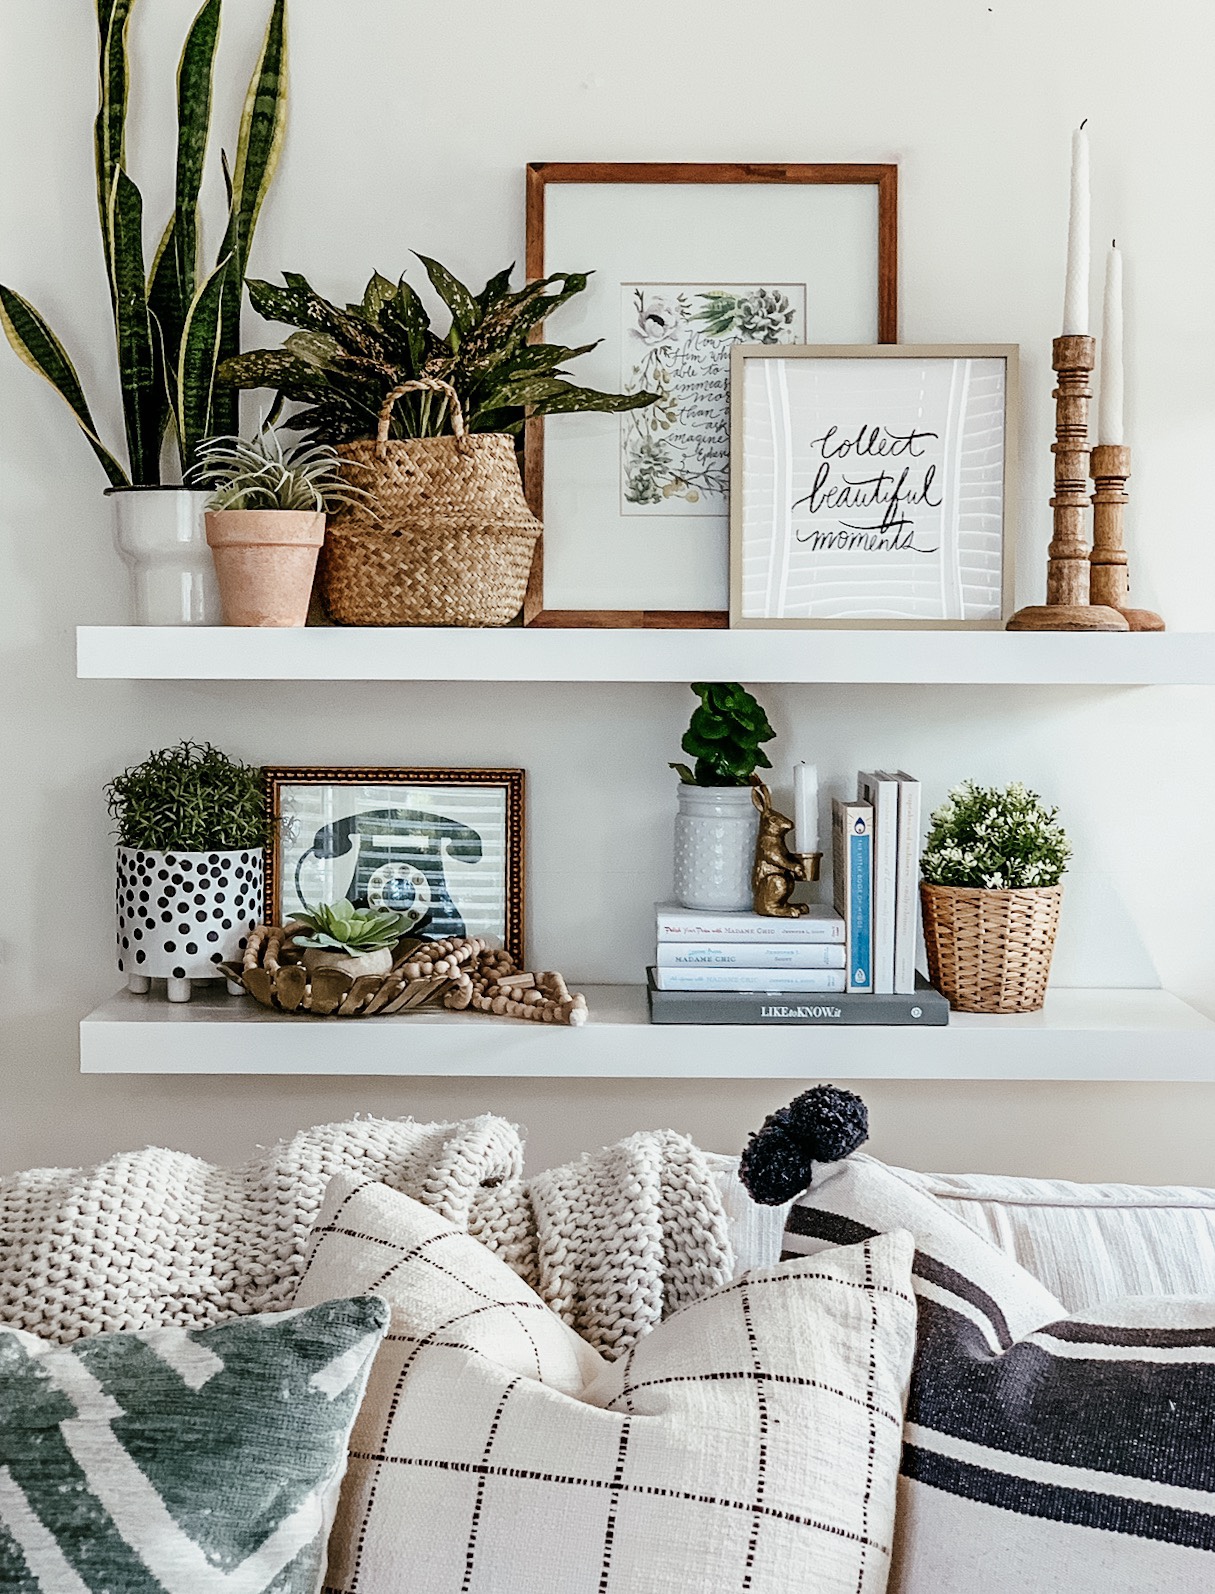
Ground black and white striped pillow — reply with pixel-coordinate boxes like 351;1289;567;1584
784;1155;1215;1593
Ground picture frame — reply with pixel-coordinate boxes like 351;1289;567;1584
522;162;899;629
263;767;525;963
730;344;1019;630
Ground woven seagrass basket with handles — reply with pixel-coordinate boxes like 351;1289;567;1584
920;881;1063;1013
320;377;541;626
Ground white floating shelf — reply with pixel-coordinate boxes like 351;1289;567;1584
76;627;1215;687
79;985;1215;1081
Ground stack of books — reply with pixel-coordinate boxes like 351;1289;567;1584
647;898;948;1025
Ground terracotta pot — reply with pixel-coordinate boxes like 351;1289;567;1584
301;946;394;981
205;509;326;627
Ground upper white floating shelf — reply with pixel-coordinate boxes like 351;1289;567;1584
76;627;1215;686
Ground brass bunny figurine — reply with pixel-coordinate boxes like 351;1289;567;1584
751;780;813;918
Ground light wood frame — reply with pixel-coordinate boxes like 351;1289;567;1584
729;343;1019;630
263;766;526;964
522;161;899;630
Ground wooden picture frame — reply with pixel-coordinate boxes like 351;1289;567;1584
523;162;899;630
729;344;1019;629
263;767;525;964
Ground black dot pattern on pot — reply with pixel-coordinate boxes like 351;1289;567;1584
116;849;263;980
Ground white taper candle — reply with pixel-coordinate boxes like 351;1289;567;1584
1098;241;1125;445
1062;123;1091;336
793;762;819;855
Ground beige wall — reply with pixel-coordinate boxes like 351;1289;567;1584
1;0;1213;1184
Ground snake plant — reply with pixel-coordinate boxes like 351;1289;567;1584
292;902;413;957
219;263;657;443
0;0;288;486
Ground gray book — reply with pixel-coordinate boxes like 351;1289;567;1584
646;970;949;1026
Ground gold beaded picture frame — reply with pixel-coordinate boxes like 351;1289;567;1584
263;767;526;964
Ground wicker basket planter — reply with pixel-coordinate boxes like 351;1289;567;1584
321;378;540;626
920;881;1063;1013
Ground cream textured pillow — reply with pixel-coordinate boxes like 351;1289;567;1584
0;1115;523;1342
295;1177;916;1594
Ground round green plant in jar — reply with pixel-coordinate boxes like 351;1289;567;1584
919;781;1071;1014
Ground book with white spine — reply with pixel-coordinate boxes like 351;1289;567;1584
656;942;846;969
655;903;845;944
857;773;898;994
651;967;847;993
889;771;923;994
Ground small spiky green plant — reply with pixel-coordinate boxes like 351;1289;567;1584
292;901;413;957
189;430;366;511
670;682;776;787
106;741;267;850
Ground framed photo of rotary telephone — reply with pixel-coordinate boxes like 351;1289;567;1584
264;768;525;964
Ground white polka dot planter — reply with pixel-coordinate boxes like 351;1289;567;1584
116;847;263;1002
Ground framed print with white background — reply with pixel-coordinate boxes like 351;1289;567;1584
264;768;524;963
524;163;898;627
731;345;1018;629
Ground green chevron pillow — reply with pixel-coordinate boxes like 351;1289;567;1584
0;1295;388;1593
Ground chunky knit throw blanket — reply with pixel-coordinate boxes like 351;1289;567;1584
0;1117;734;1356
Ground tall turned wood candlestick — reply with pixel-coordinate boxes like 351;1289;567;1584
1007;335;1128;632
1089;443;1165;631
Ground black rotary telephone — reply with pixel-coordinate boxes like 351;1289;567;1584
295;808;484;940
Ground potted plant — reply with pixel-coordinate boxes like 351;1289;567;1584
107;742;269;1002
0;1;287;625
190;430;366;626
669;682;776;912
290;902;416;980
919;781;1072;1013
217;263;657;626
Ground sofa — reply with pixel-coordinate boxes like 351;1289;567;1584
0;1108;1211;1593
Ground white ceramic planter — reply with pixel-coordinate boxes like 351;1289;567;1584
116;847;263;1002
672;782;760;912
109;486;221;625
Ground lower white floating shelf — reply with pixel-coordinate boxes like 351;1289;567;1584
79;985;1215;1081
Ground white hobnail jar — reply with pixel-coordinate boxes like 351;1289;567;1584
116;847;263;1002
672;782;759;912
108;486;221;625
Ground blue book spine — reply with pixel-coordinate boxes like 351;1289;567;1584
849;825;873;992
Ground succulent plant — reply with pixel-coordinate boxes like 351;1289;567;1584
189;429;368;511
291;901;413;957
218;261;658;444
670;682;776;787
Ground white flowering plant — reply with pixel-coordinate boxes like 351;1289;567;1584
920;781;1071;891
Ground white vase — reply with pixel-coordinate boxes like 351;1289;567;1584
673;782;760;912
109;487;221;625
116;847;263;1002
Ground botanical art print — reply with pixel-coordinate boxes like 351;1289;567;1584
622;284;805;514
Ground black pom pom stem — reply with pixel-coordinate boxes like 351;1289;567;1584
739;1085;869;1205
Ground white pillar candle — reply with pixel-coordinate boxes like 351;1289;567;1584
793;762;819;855
1098;241;1125;445
1062;123;1091;336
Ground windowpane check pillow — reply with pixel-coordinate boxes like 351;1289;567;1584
296;1175;916;1594
0;1295;388;1594
785;1154;1215;1593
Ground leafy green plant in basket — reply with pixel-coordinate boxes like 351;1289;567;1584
0;0;288;484
670;683;776;787
106;741;268;850
218;261;659;443
920;781;1071;890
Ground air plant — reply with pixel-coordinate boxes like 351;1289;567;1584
0;0;288;485
218;261;658;444
291;901;414;957
189;430;367;512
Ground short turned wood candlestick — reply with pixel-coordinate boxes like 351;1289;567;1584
1090;443;1165;632
1007;336;1128;632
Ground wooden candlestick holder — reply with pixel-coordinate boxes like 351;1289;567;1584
1006;335;1128;632
1090;443;1165;632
